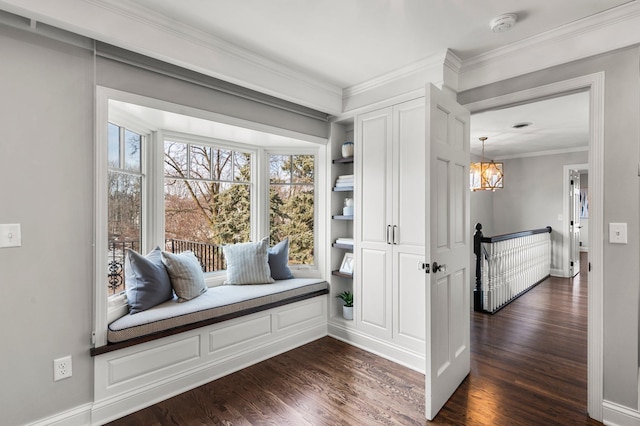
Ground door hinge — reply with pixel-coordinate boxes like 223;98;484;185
91;331;96;345
570;179;574;186
588;262;591;272
570;261;574;267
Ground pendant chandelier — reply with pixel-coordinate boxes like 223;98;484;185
470;137;504;191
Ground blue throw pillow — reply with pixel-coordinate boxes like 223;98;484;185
268;238;294;280
125;247;174;315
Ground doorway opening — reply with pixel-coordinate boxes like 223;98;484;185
463;72;604;421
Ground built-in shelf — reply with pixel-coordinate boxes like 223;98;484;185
333;157;354;164
333;186;353;192
332;243;354;250
332;270;353;279
332;215;353;220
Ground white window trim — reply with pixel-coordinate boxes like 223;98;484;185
94;86;327;347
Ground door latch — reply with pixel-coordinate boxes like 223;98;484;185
419;262;430;274
432;261;447;273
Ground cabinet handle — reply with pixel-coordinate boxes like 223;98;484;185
386;225;392;244
393;225;398;245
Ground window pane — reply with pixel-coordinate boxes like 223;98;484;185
212;148;233;181
107;171;142;295
123;129;142;172
164;141;188;178
292;155;314;183
108;123;120;168
190;145;211;180
270;183;314;265
270;154;289;183
163;142;252;274
165;179;216;242
234;152;251;182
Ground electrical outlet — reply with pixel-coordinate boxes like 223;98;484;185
54;356;72;381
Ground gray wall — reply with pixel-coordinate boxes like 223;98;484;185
460;46;640;410
0;22;328;425
0;25;94;425
492;151;588;273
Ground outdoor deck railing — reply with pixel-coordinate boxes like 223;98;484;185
107;239;225;295
473;223;552;313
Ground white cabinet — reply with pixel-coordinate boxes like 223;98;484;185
355;98;426;354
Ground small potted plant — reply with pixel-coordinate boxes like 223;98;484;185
336;290;353;320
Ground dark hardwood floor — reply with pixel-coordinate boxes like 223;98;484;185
109;253;598;425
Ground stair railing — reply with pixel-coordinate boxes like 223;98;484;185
474;223;552;313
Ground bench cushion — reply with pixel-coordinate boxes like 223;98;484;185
108;278;328;343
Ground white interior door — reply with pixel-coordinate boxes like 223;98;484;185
425;84;471;420
569;170;581;276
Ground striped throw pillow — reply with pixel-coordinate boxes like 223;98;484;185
161;250;207;302
223;238;275;285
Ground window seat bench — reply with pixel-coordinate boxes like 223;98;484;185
91;278;329;356
91;278;329;424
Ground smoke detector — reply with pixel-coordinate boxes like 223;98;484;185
490;13;517;33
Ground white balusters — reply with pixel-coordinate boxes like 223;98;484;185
480;231;551;312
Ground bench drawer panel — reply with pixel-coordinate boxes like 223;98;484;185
276;298;325;331
208;315;272;353
108;336;200;385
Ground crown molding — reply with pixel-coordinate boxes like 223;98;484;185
341;49;462;111
343;50;448;98
458;1;640;91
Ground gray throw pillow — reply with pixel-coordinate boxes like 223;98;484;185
223;237;275;285
268;238;294;280
161;250;207;302
125;247;174;315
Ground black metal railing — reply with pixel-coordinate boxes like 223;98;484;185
165;238;226;273
107;239;225;295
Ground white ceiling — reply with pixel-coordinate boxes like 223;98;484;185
125;0;632;88
470;91;590;159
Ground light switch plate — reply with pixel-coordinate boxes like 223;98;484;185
0;224;21;248
609;223;628;244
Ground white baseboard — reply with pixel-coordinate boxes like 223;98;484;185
26;403;93;426
603;400;640;426
328;322;424;373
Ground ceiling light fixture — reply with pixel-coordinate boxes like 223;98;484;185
470;137;504;192
512;122;532;129
490;13;517;33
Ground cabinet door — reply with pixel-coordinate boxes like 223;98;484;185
391;99;426;353
393;98;425;248
392;246;426;355
358;107;393;244
356;107;393;338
